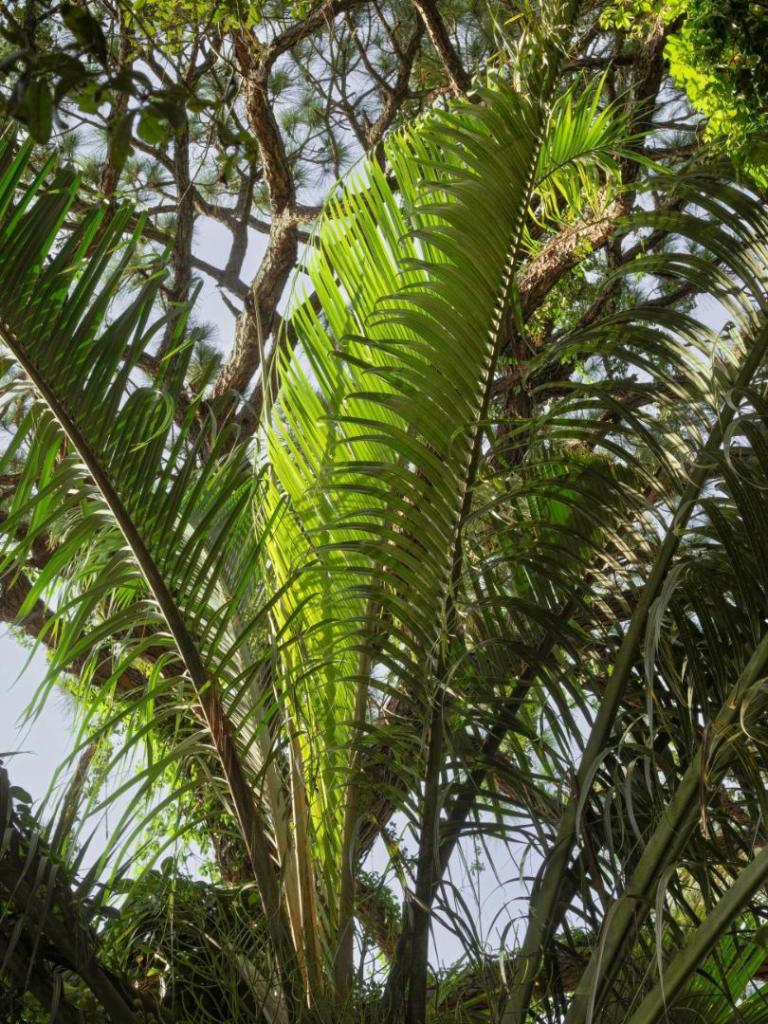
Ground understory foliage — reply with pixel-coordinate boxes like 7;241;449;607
3;1;768;1023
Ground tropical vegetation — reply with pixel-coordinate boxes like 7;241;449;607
2;0;768;1022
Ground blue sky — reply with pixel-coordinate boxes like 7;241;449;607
1;638;71;802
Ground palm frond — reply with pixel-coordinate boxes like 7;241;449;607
0;138;302;1005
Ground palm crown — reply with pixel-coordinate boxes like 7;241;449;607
3;2;768;1022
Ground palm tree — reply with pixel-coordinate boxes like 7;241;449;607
3;2;768;1021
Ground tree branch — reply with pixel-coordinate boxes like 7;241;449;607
213;34;299;399
411;0;469;96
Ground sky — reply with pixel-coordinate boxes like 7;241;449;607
0;638;72;803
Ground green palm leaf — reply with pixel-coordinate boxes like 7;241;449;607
0;138;302;1007
262;10;636;1007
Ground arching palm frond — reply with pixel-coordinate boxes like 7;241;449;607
266;91;768;1024
0;139;303;1007
496;178;768;1023
261;6;641;1006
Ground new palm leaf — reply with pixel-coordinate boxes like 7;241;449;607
263;9;631;1009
